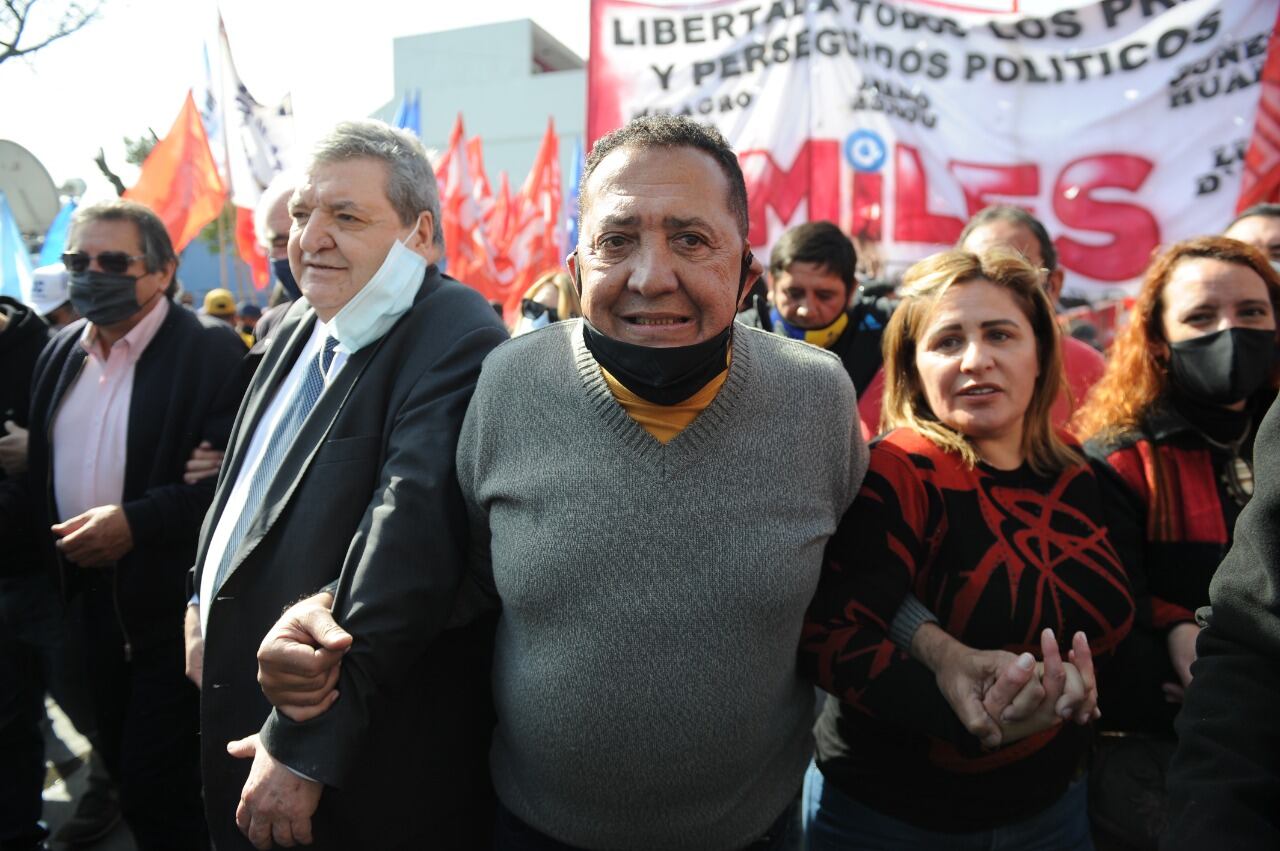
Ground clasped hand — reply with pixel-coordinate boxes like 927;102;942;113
920;625;1099;750
256;592;351;721
226;592;351;848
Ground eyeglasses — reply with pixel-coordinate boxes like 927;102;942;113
62;251;146;275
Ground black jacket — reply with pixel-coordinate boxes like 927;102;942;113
0;296;51;577
1165;393;1280;849
1085;393;1271;736
194;268;508;849
22;300;247;648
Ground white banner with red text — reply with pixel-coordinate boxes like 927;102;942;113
588;0;1280;294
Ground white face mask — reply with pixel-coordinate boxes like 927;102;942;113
327;221;427;352
512;311;553;337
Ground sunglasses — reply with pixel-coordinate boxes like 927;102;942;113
62;251;146;275
521;299;559;322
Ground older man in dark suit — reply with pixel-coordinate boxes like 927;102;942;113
187;119;507;850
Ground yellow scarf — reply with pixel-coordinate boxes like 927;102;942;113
771;308;849;349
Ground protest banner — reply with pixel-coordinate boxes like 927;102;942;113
588;0;1280;293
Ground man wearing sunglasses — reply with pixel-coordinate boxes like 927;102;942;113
9;199;249;849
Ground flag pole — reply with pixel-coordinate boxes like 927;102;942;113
216;205;229;291
216;12;247;303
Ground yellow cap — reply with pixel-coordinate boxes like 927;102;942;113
203;288;236;316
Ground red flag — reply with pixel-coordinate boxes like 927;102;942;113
235;206;269;289
487;172;513;252
125;91;227;252
467;136;493;211
436;115;502;299
1238;4;1280;210
487;171;516;293
432;114;461;196
504;118;563;316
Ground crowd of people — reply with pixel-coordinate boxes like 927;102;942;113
1;112;1279;851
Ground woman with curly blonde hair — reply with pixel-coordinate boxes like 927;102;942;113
1072;235;1280;848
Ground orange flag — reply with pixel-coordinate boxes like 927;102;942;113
505;118;562;316
124;91;227;253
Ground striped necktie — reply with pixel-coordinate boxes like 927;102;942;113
211;335;338;595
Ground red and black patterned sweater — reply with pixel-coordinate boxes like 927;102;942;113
799;428;1134;832
1084;394;1267;736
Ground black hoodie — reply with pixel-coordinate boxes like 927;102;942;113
0;295;51;576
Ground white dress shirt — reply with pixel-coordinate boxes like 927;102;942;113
198;320;348;633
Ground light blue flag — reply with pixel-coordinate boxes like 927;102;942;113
564;137;584;252
38;200;78;266
392;90;410;129
392;90;422;137
404;89;421;137
0;192;35;302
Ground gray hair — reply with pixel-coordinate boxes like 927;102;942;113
70;199;177;275
309;120;444;249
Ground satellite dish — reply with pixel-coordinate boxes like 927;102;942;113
0;140;60;239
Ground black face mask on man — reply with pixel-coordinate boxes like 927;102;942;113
68;270;144;326
576;250;755;405
271;257;303;302
1168;326;1276;406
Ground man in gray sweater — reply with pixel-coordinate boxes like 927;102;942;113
254;115;868;850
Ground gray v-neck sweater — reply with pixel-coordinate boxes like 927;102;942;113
457;319;867;850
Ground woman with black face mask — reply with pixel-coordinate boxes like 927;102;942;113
1071;235;1280;850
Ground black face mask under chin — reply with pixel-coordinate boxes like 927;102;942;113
583;321;731;405
1168;326;1276;407
575;250;754;405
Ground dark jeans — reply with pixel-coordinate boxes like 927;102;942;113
802;761;1093;851
68;581;208;851
0;571;64;843
494;797;797;851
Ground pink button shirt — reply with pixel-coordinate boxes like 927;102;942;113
52;298;170;522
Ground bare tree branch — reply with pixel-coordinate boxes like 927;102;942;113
0;0;101;66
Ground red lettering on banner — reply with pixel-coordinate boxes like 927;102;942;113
894;144;965;244
739;141;840;246
852;171;884;242
1053;154;1159;282
949;161;1040;217
736;137;1157;282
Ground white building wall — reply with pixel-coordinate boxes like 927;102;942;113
372;19;587;195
